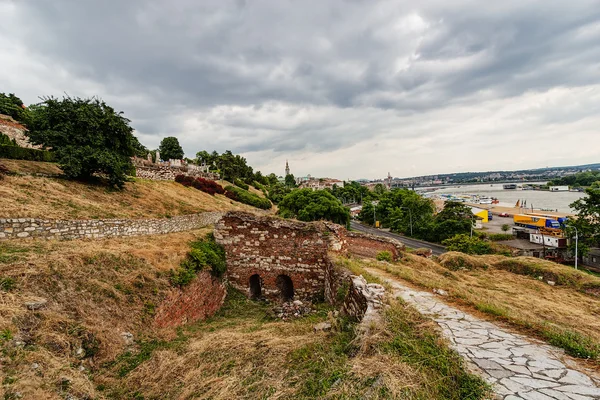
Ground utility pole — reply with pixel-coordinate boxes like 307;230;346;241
566;225;579;270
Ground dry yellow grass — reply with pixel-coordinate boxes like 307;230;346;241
0;158;63;175
0;174;264;219
356;252;600;366
0;231;209;399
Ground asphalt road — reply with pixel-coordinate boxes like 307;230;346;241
349;221;447;256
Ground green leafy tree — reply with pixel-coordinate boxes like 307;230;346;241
568;187;600;256
285;173;296;188
131;136;149;158
278;189;350;226
158;136;184;160
0;93;30;125
442;234;493;255
431;201;474;242
26;96;136;188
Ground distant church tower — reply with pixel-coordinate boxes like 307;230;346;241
285;160;290;176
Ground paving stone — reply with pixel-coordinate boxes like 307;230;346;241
518;390;556;400
364;267;600;400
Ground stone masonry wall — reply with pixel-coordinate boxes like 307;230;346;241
325;223;404;261
341;275;385;324
0;212;223;240
214;212;332;302
154;271;226;328
135;165;219;182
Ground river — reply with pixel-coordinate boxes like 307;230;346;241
424;183;586;213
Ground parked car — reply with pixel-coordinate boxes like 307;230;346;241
499;212;510;217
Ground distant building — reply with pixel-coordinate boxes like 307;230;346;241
285;160;290;176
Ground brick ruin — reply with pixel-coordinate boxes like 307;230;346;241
214;212;332;302
214;212;404;305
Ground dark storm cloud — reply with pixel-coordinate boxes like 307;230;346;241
2;0;600;159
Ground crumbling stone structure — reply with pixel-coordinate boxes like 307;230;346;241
132;156;219;181
214;212;404;303
214;212;332;302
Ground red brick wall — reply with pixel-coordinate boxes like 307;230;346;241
215;212;332;302
325;223;404;260
154;271;226;328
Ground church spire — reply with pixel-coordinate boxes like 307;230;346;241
285;160;290;176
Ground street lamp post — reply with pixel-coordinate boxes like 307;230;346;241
566;225;578;270
573;226;578;270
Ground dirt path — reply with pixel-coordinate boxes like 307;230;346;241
365;267;600;400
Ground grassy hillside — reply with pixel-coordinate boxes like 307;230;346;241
0;232;489;399
0;159;265;219
346;252;600;365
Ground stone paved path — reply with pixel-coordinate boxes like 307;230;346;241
364;267;600;400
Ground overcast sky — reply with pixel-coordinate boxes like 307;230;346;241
1;1;599;179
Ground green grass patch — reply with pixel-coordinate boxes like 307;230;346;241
376;251;393;262
382;301;491;399
475;302;508;318
287;318;357;398
542;326;600;360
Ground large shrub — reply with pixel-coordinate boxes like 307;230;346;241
170;233;226;287
224;185;272;209
0;144;55;162
175;174;225;195
442;234;493;255
26;96;137;188
234;178;249;190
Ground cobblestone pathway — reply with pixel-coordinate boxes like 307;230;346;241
365;267;600;400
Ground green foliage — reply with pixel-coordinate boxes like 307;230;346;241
284;173;296;188
234;178;249;190
225;185;272;209
0;144;55;162
158;136;184;160
487;233;514;241
0;93;29;124
501;223;511;232
170;233;226;287
288;318;356;398
267;182;291;204
113;332;188;377
382;302;490;399
568;187;600;254
329;180;372;205
442;234;493;255
542;326;599;359
551;171;600;188
0;277;16;291
475;302;508;318
26;96;137;188
278;188;350;226
0;133;16;146
376;251;393;262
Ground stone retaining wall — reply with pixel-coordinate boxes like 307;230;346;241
135;165;219;181
0;212;223;240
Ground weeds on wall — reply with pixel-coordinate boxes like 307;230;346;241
170;233;226;287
